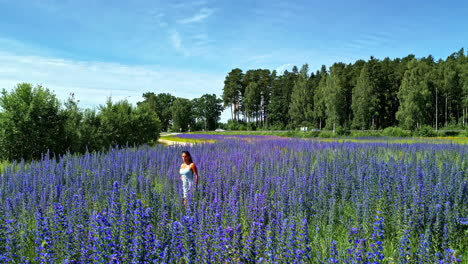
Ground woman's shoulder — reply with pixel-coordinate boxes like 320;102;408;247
181;163;193;168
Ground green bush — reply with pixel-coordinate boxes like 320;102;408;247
226;120;247;130
413;125;436;137
335;126;350;136
303;131;321;138
318;131;335;138
382;127;410;137
462;129;468;137
350;130;383;137
268;123;285;130
246;122;257;131
436;130;461;137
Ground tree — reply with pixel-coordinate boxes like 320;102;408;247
289;64;313;126
379;57;402;128
140;92;175;132
396;59;433;129
313;66;328;129
267;70;285;128
324;63;348;130
352;61;381;129
99;99;134;147
132;103;161;145
243;82;260;122
192;94;223;130
462;55;468;126
223;69;244;121
80;108;102;153
172;98;193;132
59;94;83;153
98;98;160;147
281;69;299;128
256;69;272;126
0;83;63;161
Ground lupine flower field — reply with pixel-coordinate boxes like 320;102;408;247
0;135;467;263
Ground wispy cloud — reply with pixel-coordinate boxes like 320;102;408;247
177;8;214;24
171;0;207;9
168;29;212;57
275;63;297;74
243;54;273;65
0;51;224;108
170;31;183;51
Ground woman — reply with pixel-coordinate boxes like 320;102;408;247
180;150;198;206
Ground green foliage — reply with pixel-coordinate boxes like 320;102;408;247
396;59;434;129
80;109;103;153
59;94;83;153
318;131;336;138
132;103;161;145
313;68;328;129
335;126;350;136
463;129;468;137
435;130;461;137
349;130;383;137
0;160;10;173
99;98;161;147
0;83;63;161
289;64;314;126
246;122;257;131
139;93;175;132
267;122;285;131
192;94;223;131
352;59;382;129
226;119;247;130
0;84;162;161
243;82;259;119
413;125;436;137
324;63;349;130
382;127;410;137
223;68;244;121
171;98;193;132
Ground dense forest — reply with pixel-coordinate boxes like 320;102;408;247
1;49;467;161
222;48;468;131
0;85;223;161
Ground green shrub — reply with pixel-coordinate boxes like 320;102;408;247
436;130;461;137
246;122;257;131
226;120;247;130
414;125;436;137
268;123;285;130
462;129;468;137
318;131;335;138
350;130;382;137
335;126;350;136
303;131;321;138
382;127;410;137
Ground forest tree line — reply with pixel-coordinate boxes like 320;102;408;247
222;48;468;130
1;49;467;161
0;84;223;161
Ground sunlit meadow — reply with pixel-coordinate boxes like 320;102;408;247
0;135;467;263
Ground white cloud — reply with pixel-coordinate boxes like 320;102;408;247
275;63;297;74
172;1;207;9
170;31;183;51
0;51;225;111
177;8;214;24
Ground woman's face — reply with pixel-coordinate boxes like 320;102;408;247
182;153;190;163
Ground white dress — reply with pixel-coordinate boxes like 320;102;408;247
180;165;194;198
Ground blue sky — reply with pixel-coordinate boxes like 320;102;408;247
0;0;467;121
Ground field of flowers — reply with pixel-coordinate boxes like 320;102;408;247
0;135;467;263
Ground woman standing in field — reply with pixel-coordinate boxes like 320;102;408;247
180;150;198;206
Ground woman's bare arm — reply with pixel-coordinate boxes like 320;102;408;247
191;163;199;185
